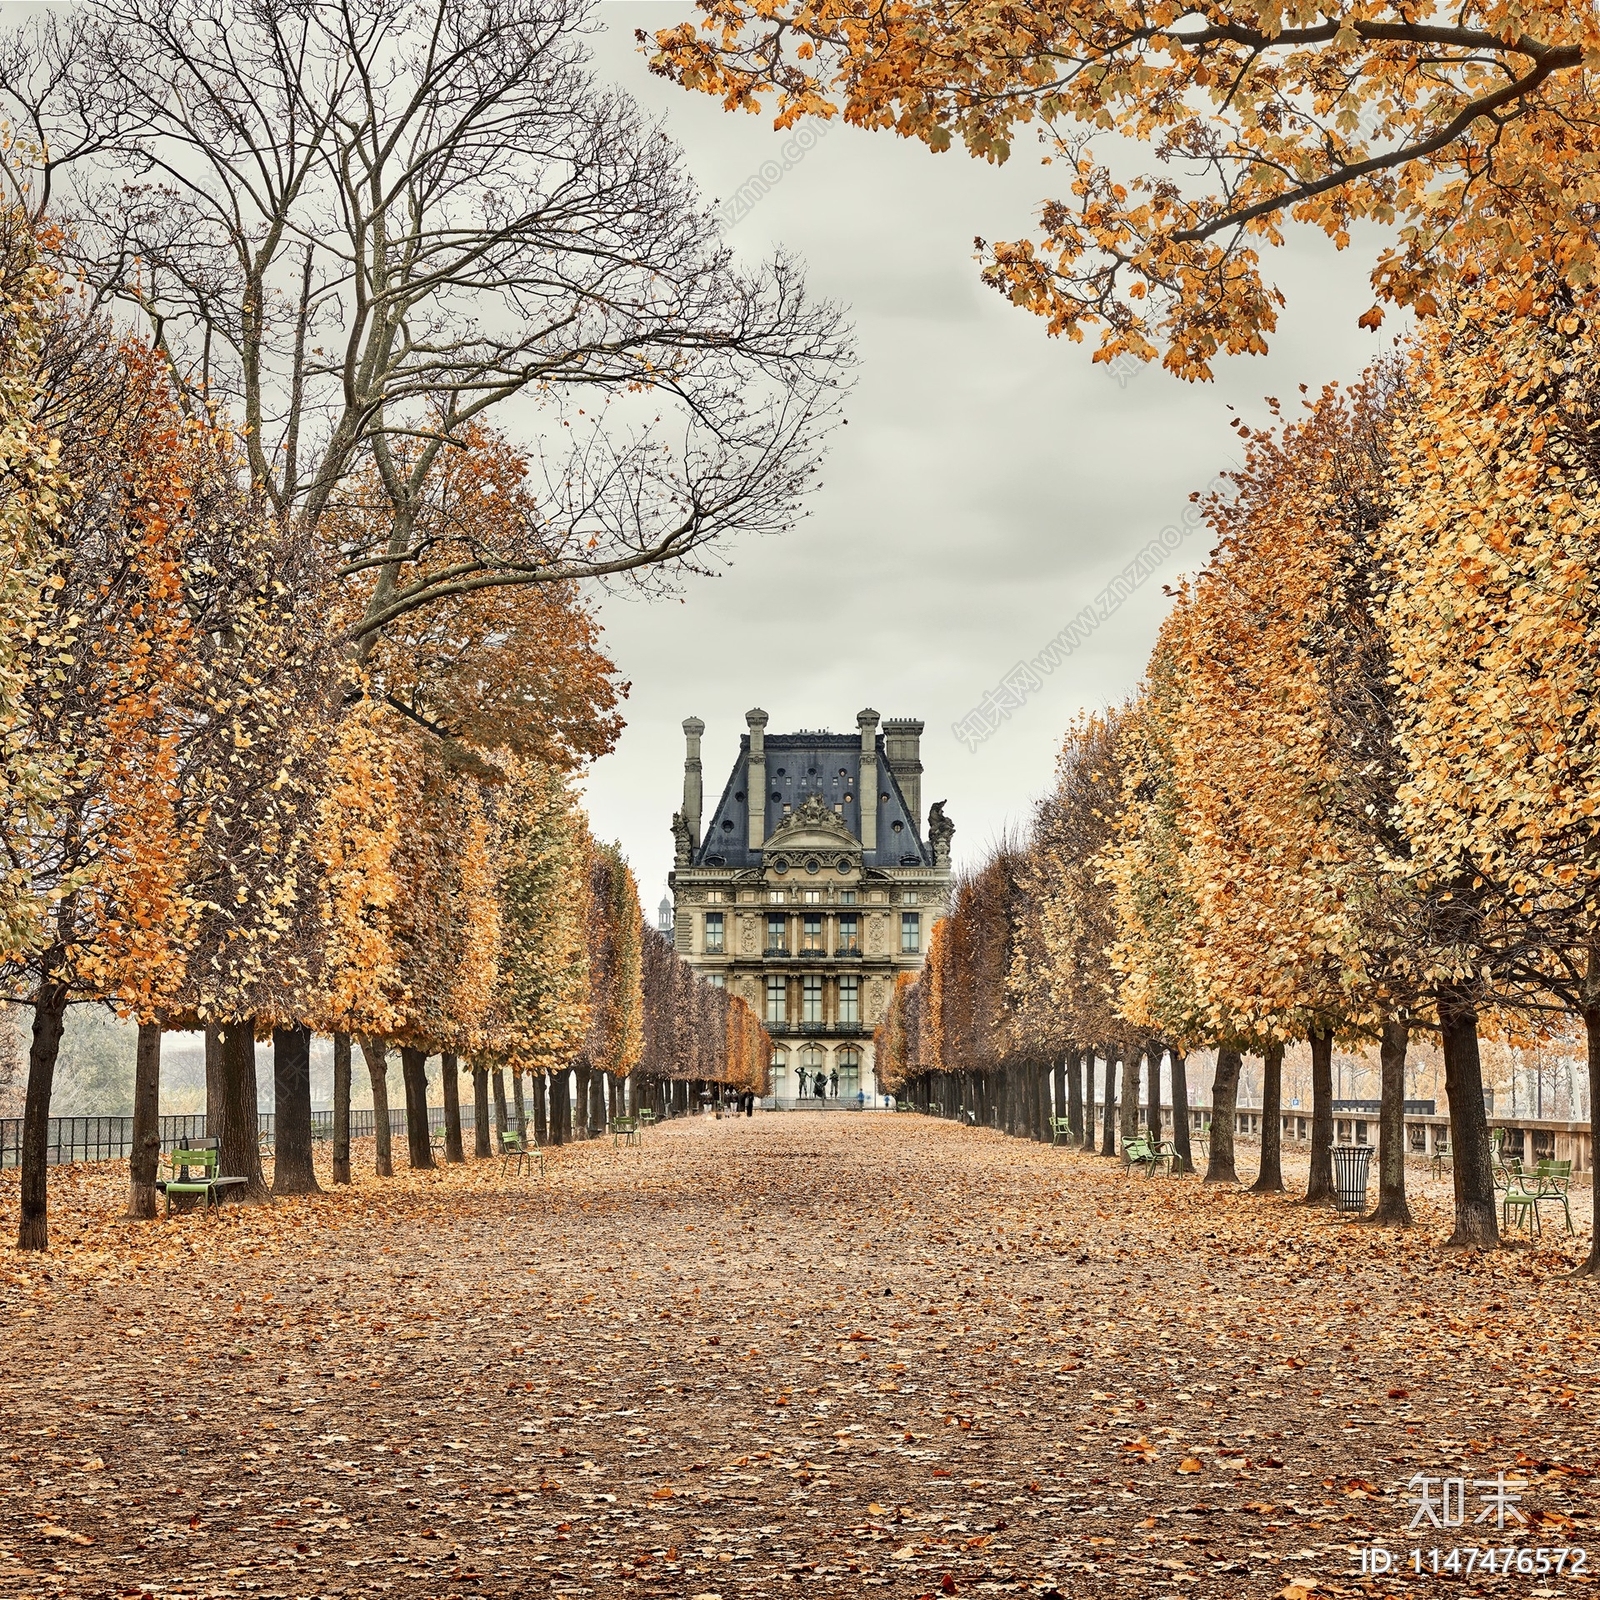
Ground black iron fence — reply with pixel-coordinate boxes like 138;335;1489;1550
0;1106;488;1170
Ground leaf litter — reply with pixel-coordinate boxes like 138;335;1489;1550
1;1113;1597;1598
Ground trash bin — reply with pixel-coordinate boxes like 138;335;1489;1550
1331;1143;1374;1213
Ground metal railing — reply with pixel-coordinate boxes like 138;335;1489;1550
0;1105;492;1170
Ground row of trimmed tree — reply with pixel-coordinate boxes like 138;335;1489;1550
0;209;768;1252
880;272;1600;1269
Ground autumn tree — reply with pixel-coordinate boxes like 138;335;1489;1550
1034;710;1134;1153
1379;275;1600;1261
651;3;1600;378
498;758;593;1145
1105;664;1208;1176
576;844;646;1136
3;261;204;1249
637;927;771;1115
0;212;67;963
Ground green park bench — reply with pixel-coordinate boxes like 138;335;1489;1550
500;1128;543;1179
155;1140;247;1215
1501;1159;1574;1239
611;1115;640;1150
1049;1116;1074;1146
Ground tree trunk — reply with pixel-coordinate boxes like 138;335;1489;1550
217;1020;270;1202
1145;1046;1161;1140
1204;1046;1241;1184
204;1021;223;1137
472;1064;491;1157
1065;1050;1082;1140
1304;1027;1336;1204
127;1021;162;1220
1249;1043;1284;1194
533;1072;548;1146
512;1069;529;1140
332;1032;352;1184
1438;984;1498;1248
577;1064;594;1136
272;1024;321;1194
400;1047;435;1170
1370;1019;1412;1226
1080;1051;1096;1147
1118;1047;1140;1155
18;977;69;1250
492;1067;510;1143
360;1036;394;1178
1575;1003;1600;1275
440;1052;465;1163
1100;1048;1117;1155
1170;1051;1193;1174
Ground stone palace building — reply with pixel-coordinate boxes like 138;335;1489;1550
668;708;953;1103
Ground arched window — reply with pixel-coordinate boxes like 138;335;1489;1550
770;1047;789;1100
837;1047;861;1099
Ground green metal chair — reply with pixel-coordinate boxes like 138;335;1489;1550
500;1128;543;1178
155;1140;246;1214
1502;1159;1574;1238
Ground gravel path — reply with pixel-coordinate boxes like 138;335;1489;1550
1;1111;1597;1599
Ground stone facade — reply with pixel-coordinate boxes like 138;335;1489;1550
668;708;953;1102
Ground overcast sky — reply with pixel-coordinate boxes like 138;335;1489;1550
583;7;1396;914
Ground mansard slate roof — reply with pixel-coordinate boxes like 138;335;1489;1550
693;731;930;871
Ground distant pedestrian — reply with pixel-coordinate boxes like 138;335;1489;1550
743;1090;754;1117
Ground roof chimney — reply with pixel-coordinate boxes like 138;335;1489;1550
681;717;705;847
857;708;880;854
882;718;924;830
746;708;769;851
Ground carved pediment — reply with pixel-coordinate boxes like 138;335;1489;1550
762;791;859;854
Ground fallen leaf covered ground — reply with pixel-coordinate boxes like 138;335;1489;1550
1;1111;1598;1600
